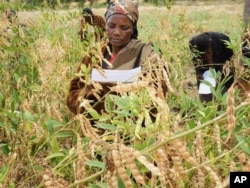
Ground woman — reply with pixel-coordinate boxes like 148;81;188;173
67;0;168;116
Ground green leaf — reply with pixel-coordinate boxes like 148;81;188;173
112;120;130;131
111;95;130;110
236;135;250;155
94;123;117;131
181;94;191;111
85;160;105;169
54;131;73;138
187;119;196;130
23;111;35;121
9;180;15;188
1;96;5;109
87;108;100;119
34;164;43;171
89;183;108;188
105;95;115;113
241;117;250;128
135;116;143;140
0;143;10;155
197;110;205;117
117;176;126;188
0;164;9;182
10;99;15;112
89;184;101;188
209;151;215;164
50;137;60;153
134;137;156;151
45;118;63;134
45;152;65;160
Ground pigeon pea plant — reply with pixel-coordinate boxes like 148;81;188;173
0;1;250;188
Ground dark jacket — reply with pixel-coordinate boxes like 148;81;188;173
189;32;234;93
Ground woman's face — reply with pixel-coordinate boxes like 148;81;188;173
106;14;134;50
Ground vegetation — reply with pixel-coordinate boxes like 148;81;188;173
0;0;250;187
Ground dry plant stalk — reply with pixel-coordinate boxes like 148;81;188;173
111;130;133;188
155;134;181;188
74;134;88;181
107;131;133;188
46;101;52;117
161;62;175;94
78;81;104;106
173;122;241;188
107;170;118;188
238;152;250;171
147;86;170;126
154;148;168;187
133;150;162;176
0;153;18;187
111;149;133;188
52;105;64;122
197;168;205;188
194;129;206;163
43;168;68;188
106;141;164;187
225;86;235;143
213;123;222;154
203;166;222;188
166;132;206;187
230;160;236;172
106;149;117;187
150;174;157;188
120;144;146;186
173;140;198;167
109;80;149;93
168;144;186;180
173;113;182;130
78;114;101;139
147;63;171;125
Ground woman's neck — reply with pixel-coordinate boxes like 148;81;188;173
111;47;121;55
111;44;127;55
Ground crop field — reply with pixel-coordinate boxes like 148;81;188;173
1;0;250;187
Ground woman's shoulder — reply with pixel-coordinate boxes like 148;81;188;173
129;39;153;48
127;39;155;56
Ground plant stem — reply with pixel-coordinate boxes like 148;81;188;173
185;140;243;172
68;170;105;188
141;102;250;155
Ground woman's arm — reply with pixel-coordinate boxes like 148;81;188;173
66;76;85;114
66;55;93;115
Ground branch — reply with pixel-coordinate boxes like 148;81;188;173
141;101;250;154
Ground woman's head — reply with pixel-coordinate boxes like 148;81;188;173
105;0;139;44
105;13;134;50
189;32;233;73
82;8;93;16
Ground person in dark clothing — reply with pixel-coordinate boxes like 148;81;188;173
189;32;234;102
78;8;106;42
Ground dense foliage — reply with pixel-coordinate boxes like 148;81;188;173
2;0;175;9
1;0;250;187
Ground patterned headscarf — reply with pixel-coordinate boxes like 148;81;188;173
105;0;139;23
105;0;139;39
